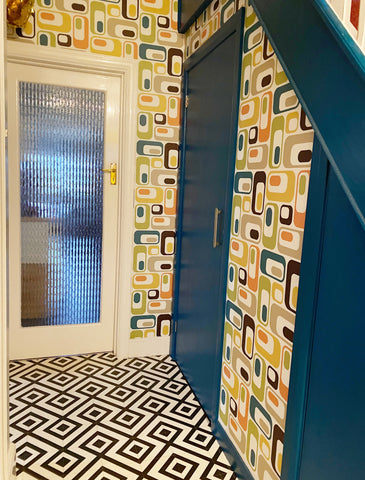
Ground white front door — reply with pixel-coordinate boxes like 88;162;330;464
8;63;122;360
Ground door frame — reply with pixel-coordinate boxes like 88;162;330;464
0;4;10;479
6;42;137;359
171;8;244;424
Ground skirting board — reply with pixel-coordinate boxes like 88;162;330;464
128;336;171;358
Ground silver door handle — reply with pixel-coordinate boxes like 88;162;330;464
213;208;222;248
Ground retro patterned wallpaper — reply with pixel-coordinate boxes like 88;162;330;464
7;0;184;341
9;1;315;477
185;0;244;56
186;2;314;480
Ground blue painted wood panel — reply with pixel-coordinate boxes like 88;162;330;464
282;138;329;480
173;12;243;422
298;165;365;479
178;0;214;33
245;2;365;478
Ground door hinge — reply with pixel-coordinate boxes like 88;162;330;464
185;96;189;109
174;321;177;333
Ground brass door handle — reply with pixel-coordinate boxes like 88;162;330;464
101;162;117;185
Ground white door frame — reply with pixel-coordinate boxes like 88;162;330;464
0;41;137;477
0;5;11;479
6;42;137;359
8;64;121;358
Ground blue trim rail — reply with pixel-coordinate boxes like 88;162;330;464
251;0;365;230
312;0;365;78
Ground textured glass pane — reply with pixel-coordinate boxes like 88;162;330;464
19;82;105;327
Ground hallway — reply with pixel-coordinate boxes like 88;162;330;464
9;353;236;480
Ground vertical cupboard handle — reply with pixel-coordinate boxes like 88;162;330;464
213;208;222;248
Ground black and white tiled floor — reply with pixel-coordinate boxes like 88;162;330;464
9;353;236;480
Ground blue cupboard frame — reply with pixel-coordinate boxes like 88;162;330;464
249;0;365;479
178;0;214;33
172;9;254;479
171;9;243;421
174;0;365;479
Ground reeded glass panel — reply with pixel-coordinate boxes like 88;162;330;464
19;82;105;327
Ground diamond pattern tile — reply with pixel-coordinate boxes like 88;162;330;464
10;354;236;480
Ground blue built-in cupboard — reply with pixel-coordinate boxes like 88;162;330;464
174;1;365;479
255;1;365;479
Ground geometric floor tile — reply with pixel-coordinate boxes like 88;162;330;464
79;430;119;455
203;464;239;480
44;417;83;441
9;353;236;480
160;453;200;479
42;449;84;476
16;442;47;467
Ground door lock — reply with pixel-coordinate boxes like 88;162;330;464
101;162;117;185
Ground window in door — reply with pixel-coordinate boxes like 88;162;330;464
8;63;122;359
19;82;105;328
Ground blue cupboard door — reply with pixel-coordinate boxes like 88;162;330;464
173;13;242;421
298;165;365;479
